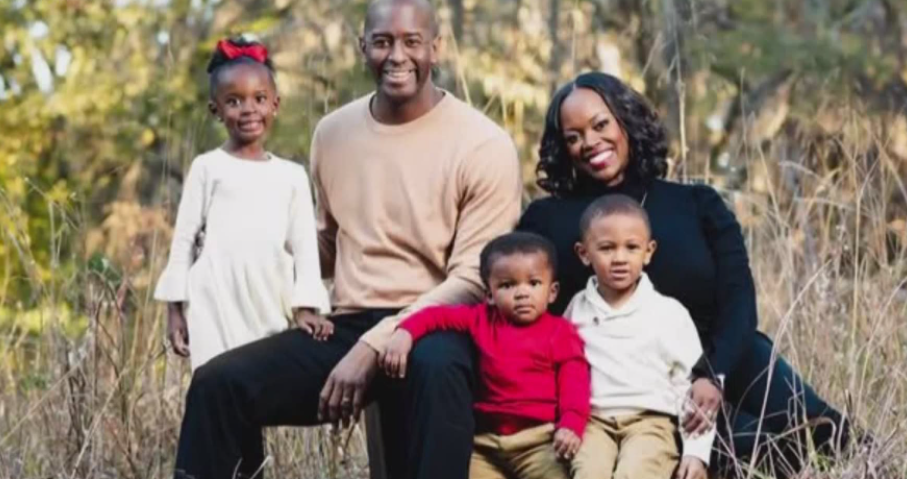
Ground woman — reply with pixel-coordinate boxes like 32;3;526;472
518;72;850;477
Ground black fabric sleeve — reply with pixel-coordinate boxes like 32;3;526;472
693;185;758;378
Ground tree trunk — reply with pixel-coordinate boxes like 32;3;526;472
548;0;562;93
661;0;693;179
449;0;464;44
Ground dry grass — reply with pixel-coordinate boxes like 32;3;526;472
1;107;906;479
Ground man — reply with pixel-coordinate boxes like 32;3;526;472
172;1;522;478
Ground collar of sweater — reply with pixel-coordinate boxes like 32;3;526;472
573;176;647;201
581;273;655;320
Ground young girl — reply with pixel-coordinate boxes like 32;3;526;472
155;36;331;370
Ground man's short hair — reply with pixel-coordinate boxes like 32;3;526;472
578;194;651;238
479;232;558;286
364;0;439;37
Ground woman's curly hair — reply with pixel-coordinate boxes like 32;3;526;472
537;72;669;196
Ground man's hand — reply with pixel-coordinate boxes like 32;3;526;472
683;378;722;436
553;428;581;460
675;456;708;479
318;341;379;427
295;309;334;341
379;330;413;378
167;302;190;357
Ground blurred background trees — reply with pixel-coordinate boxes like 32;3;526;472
2;2;906;478
2;0;906;312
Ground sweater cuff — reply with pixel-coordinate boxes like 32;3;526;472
397;320;422;339
154;264;189;302
557;411;587;439
360;312;401;354
682;429;715;466
290;283;331;316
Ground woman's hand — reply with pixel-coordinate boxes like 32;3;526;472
675;456;708;479
683;378;722;436
167;302;190;357
553;428;581;460
294;309;334;341
379;330;414;379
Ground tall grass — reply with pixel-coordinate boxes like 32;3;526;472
1;104;905;479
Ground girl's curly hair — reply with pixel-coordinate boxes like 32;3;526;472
537;72;668;196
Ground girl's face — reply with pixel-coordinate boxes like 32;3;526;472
559;87;630;187
208;63;279;147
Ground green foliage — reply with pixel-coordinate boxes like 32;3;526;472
2;0;907;318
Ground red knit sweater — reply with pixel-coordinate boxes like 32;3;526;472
400;304;590;437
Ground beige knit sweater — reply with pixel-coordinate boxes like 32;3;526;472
310;92;522;351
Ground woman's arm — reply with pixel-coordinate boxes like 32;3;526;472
693;184;758;379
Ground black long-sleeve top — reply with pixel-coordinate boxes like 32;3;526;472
518;179;757;379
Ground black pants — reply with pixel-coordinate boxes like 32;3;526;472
173;310;477;479
717;332;850;478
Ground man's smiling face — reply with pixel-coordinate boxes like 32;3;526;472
360;1;439;105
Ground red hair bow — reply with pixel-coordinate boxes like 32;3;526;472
216;39;268;63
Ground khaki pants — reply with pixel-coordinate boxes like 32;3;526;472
572;412;679;479
470;423;571;479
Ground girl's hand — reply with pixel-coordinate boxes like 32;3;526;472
167;303;190;357
683;378;722;436
379;330;413;379
553;428;581;460
675;456;708;479
295;309;334;341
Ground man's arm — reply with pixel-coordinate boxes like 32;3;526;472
310;126;338;279
358;134;522;352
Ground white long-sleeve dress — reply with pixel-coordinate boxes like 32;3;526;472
155;148;330;370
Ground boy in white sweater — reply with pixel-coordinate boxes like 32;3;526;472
565;194;714;479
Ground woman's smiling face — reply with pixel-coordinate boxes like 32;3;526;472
559;87;630;187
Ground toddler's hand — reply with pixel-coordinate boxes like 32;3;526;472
683;378;722;436
553;428;581;460
675;456;707;479
167;303;190;357
295;309;334;341
380;330;413;379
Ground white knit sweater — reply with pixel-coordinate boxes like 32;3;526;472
565;273;715;464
